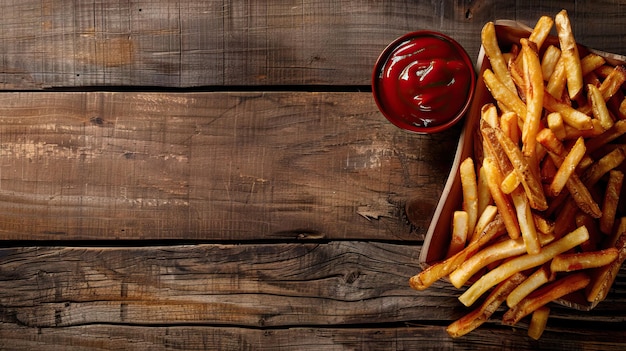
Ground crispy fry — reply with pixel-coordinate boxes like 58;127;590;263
506;265;551;308
501;111;521;145
541;45;561;81
547;112;567;140
521;38;544;158
588;83;615;131
555;10;583;99
600;170;624;234
447;273;527;338
546;57;567;99
502;272;590;326
528;306;550;340
547;137;586;197
550;247;619;272
500;171;520;194
511;186;542;254
458;226;590;307
460;157;479;237
446;211;470;258
483;157;521;239
581;53;607;76
482;22;517;94
483;69;527;119
477;166;493;220
410;216;506;291
470;205;498;243
598;65;626;101
582;147;626;187
481;103;500;128
529;15;554;50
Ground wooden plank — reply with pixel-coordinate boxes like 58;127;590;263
0;243;624;350
0;91;457;240
1;324;626;351
0;1;625;89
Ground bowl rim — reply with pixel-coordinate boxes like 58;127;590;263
371;30;477;134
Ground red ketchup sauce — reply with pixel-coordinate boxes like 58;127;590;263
373;32;475;133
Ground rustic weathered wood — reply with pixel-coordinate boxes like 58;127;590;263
0;244;624;350
2;1;626;349
0;92;456;240
1;324;626;351
0;1;625;89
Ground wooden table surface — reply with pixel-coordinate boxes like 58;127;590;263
1;1;625;350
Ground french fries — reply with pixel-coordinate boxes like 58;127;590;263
411;10;626;340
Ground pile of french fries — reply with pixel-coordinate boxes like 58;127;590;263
410;10;626;340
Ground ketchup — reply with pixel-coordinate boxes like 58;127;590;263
374;32;474;132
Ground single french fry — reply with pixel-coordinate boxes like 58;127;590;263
502;272;590;326
500;170;520;194
581;53;607;76
483;157;521;240
446;211;470;258
500;111;521;145
550;247;619;273
481;103;500;129
598;65;626;101
507;265;551;308
483;69;527;119
470;205;498;243
582;147;626;187
529;15;554;50
482;22;517;94
460;158;479;237
446;273;527;338
477;166;493;219
458;226;590;307
546;57;567;99
588;84;615;131
409;216;506;291
511;187;542;254
528;306;551;340
600;170;624;234
533;214;555;235
541;45;561;80
555;9;583;99
521;38;544;158
548;137;586;197
547;112;567;140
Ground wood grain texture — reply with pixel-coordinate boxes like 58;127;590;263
0;244;624;350
0;91;457;240
0;0;625;89
1;324;626;351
